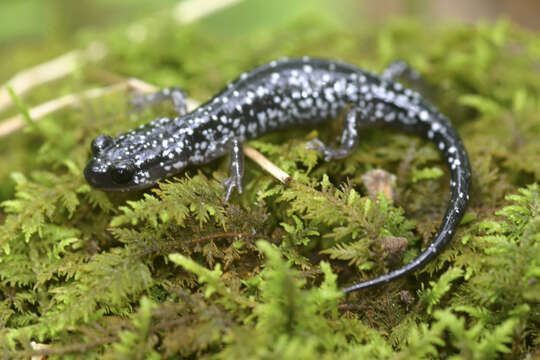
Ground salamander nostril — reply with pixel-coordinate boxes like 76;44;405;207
83;162;100;186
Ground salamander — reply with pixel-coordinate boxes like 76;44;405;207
84;57;472;293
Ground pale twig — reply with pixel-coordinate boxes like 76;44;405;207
174;0;244;23
244;146;292;184
0;78;181;137
31;341;52;360
0;42;107;114
0;83;127;137
0;51;79;113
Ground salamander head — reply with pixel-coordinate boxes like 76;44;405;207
84;134;150;191
84;128;189;191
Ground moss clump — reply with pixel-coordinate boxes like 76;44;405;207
0;13;539;359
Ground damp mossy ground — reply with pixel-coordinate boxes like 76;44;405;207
0;11;539;359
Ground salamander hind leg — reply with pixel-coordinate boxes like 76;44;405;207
306;108;359;161
223;139;245;201
130;87;188;116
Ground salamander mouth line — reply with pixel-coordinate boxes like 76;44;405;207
94;184;154;192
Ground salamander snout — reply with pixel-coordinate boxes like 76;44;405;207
84;159;136;190
84;160;105;188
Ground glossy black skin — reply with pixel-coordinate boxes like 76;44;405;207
84;57;472;293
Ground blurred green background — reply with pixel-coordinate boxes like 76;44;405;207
1;0;539;76
1;0;539;47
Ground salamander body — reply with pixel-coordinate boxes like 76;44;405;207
84;57;471;292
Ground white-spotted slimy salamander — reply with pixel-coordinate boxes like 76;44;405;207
84;57;471;293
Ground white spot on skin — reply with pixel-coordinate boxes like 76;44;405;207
333;80;345;93
385;112;395;122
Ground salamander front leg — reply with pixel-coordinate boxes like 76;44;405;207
306;108;359;161
381;60;423;83
223;139;244;201
130;87;188;116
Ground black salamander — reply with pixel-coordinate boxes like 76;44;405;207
84;57;472;293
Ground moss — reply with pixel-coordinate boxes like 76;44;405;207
0;12;539;359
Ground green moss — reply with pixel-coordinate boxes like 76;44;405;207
0;12;539;359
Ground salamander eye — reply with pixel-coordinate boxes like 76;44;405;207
110;162;134;184
91;134;113;155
